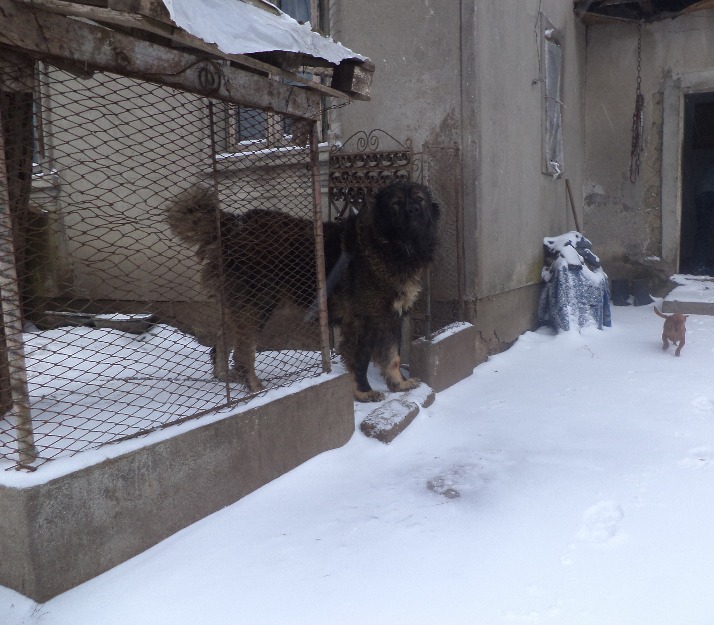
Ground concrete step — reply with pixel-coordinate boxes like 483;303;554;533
662;275;714;315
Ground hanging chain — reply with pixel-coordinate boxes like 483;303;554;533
630;23;644;183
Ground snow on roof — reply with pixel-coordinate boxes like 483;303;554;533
160;0;366;65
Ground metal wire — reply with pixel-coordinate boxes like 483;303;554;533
0;64;330;470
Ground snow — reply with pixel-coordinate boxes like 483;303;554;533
668;274;714;304
3;300;714;624
0;323;333;483
160;0;366;63
426;320;473;343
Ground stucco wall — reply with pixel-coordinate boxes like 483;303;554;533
470;1;586;300
331;0;462;151
584;11;714;280
333;0;587;346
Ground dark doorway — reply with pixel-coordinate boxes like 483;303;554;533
680;92;714;274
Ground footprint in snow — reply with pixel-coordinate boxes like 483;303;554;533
680;446;714;468
691;396;713;414
576;500;625;545
426;464;487;499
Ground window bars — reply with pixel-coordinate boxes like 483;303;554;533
0;63;331;470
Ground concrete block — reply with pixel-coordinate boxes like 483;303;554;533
0;373;353;601
360;398;420;443
409;322;477;393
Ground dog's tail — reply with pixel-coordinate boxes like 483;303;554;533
165;184;221;249
653;306;670;319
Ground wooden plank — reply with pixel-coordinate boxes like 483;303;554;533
109;0;282;19
331;60;374;101
0;54;37;462
15;0;363;101
0;0;323;118
107;0;170;21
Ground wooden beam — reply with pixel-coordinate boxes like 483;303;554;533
0;0;323;118
14;0;362;101
0;51;37;462
107;0;171;21
331;60;374;102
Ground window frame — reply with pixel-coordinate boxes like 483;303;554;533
214;0;324;153
541;14;565;178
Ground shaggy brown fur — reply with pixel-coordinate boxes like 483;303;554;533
166;181;439;402
654;306;688;356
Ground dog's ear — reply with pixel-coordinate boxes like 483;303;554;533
431;201;441;219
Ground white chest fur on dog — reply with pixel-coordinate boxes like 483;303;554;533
392;275;423;316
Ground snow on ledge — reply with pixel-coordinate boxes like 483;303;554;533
427;321;474;344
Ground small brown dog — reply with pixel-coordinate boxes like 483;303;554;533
654;306;688;356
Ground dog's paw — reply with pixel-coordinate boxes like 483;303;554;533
245;376;265;393
354;389;386;403
214;368;242;383
387;377;421;392
214;368;265;391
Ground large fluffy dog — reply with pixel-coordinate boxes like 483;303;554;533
166;181;439;402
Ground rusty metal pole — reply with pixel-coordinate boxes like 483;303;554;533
0;53;37;465
207;100;232;404
309;121;332;374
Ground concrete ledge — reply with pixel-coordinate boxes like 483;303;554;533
662;275;714;315
0;373;354;601
662;300;714;315
409;322;477;393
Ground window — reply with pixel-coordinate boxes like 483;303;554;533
279;0;311;24
541;15;564;178
215;0;322;152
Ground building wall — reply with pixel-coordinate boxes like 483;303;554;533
583;11;714;281
334;0;587;350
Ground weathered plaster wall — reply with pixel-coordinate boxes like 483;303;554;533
470;1;586;301
331;1;462;151
334;0;587;349
584;12;714;280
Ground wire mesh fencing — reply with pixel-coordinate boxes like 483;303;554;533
416;143;466;339
0;62;330;470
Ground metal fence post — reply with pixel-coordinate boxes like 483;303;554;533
310;121;332;374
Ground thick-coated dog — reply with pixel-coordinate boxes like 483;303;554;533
654;306;688;356
166;181;440;402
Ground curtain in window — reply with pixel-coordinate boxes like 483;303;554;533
279;0;310;23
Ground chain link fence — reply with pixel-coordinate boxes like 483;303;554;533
1;62;330;470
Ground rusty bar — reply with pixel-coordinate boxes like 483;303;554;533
207;100;232;403
424;267;432;341
0;54;37;465
310;121;332;374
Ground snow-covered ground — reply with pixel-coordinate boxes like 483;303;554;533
3;298;714;625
